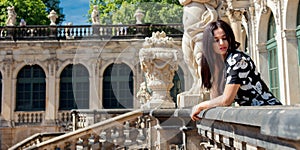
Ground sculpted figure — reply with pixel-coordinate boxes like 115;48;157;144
179;0;222;95
91;5;100;25
47;10;58;25
136;82;151;105
6;6;17;26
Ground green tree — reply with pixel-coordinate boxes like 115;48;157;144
42;0;65;25
0;0;65;26
88;0;182;25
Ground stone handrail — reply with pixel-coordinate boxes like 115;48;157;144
0;23;183;41
71;109;134;130
23;109;145;150
8;132;65;150
196;106;300;149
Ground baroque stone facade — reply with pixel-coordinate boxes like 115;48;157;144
0;0;300;149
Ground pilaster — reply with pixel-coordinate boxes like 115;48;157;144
44;59;57;125
1;59;13;126
256;43;269;84
281;29;300;104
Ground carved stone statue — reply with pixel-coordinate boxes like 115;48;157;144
179;0;222;94
134;8;144;24
47;10;58;25
136;82;151;105
6;6;17;26
20;18;26;26
91;5;100;25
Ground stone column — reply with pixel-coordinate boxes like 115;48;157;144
227;9;244;50
139;31;178;109
282;29;300;104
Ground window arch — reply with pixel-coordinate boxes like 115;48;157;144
59;64;89;110
266;12;280;99
103;63;133;109
170;67;184;105
16;65;46;111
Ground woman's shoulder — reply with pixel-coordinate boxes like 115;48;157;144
226;49;251;66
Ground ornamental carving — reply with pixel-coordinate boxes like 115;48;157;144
139;31;178;109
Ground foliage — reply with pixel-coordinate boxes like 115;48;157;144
88;0;182;25
0;0;65;26
42;0;65;25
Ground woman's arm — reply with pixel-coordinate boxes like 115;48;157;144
191;84;240;121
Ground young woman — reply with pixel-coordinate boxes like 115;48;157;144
191;20;282;121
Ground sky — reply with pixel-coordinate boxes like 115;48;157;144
60;0;91;25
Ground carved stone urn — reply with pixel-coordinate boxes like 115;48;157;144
139;31;178;109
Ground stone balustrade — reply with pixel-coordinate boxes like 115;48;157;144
14;111;44;125
196;106;300;150
10;106;300;149
18;109;147;150
71;109;134;130
0;24;183;41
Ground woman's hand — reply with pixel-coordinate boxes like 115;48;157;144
191;103;204;121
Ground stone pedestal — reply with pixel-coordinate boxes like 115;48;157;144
177;93;210;109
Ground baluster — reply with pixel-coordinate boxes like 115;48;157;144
111;128;118;145
77;114;82;128
88;27;92;36
136;128;146;144
35;113;38;123
113;127;124;146
83;27;87;37
76;28;79;37
83;114;88;127
76;138;84;150
95;114;101;123
21;114;25;123
124;121;131;146
99;130;107;143
124;26;127;35
104;28;107;36
18;114;21;123
61;113;65;122
78;27;82;37
39;113;43;122
31;113;34;123
26;113;29;123
116;27;119;36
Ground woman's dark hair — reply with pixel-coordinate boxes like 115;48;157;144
201;20;240;90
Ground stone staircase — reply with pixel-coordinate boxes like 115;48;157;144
9;109;149;150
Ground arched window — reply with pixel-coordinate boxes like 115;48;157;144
103;63;133;109
16;65;46;111
59;64;89;110
170;67;184;105
266;12;280;99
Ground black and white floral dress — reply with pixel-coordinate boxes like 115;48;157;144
225;50;282;106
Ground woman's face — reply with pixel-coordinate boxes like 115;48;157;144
212;27;229;58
